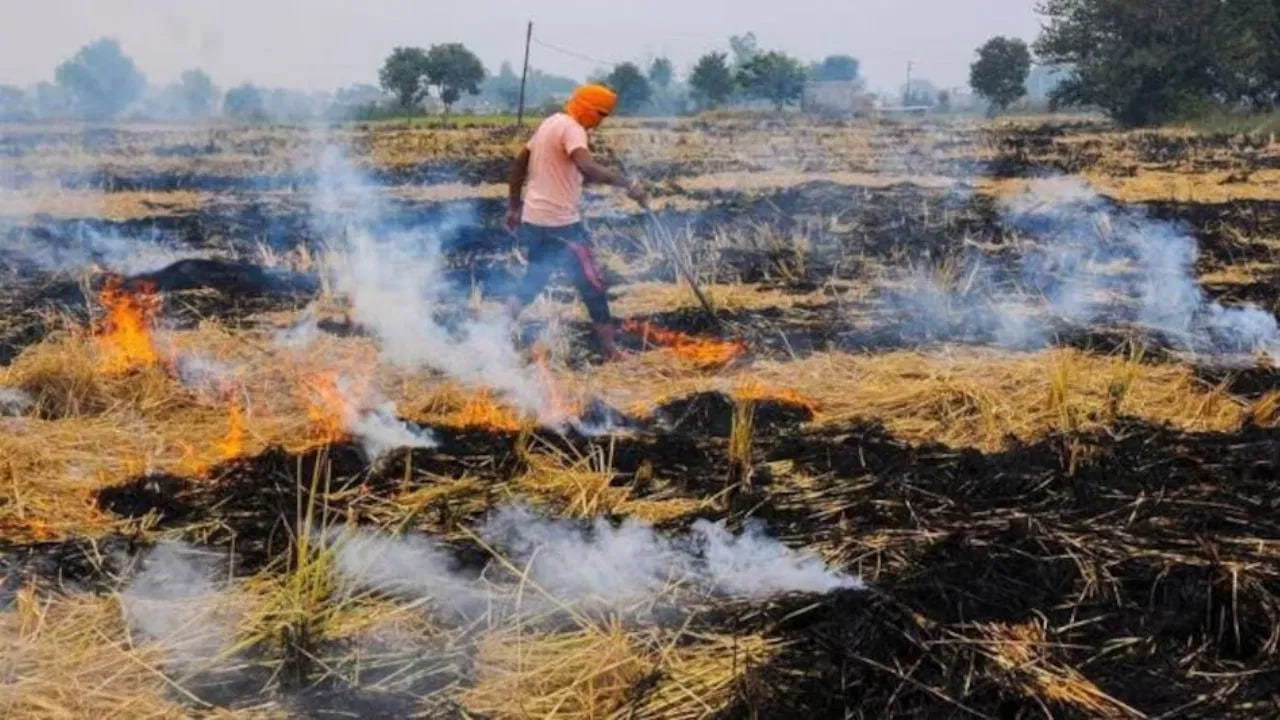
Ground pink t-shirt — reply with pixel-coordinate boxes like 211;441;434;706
521;112;589;227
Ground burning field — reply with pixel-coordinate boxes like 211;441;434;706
2;115;1280;719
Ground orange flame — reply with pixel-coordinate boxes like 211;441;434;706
732;379;819;411
96;277;160;373
177;440;205;476
301;372;358;443
622;319;745;369
532;343;582;425
455;389;523;431
218;393;246;459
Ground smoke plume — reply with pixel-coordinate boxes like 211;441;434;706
347;401;437;459
331;502;861;618
118;541;236;669
2;222;195;276
0;386;32;415
309;146;556;422
890;177;1280;358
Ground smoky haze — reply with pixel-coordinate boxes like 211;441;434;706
0;0;1041;93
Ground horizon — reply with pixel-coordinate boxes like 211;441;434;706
0;0;1043;97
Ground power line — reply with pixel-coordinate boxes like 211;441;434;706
530;35;620;69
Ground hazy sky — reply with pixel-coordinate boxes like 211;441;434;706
0;0;1043;94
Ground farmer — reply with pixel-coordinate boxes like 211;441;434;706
504;83;648;361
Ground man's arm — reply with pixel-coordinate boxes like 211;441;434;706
505;148;530;230
570;147;648;205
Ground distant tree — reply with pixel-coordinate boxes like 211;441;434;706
736;51;807;110
0;85;28;120
54;38;146;120
969;37;1031;112
729;32;760;66
1035;0;1277;124
224;84;265;121
648;57;674;88
937;89;952;112
689;52;734;110
488;61;522;111
606;62;652;114
379;46;432;111
425;43;486;116
813;55;860;82
177;69;218;118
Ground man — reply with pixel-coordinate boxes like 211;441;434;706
505;83;648;361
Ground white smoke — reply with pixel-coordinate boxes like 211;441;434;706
0;387;32;415
689;518;864;597
330;528;482;615
331;502;861;618
889;177;1280;358
309;146;556;422
273;305;320;348
348;401;437;458
173;353;235;394
118;541;236;669
4;223;195;276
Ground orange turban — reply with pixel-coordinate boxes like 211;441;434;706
564;84;617;129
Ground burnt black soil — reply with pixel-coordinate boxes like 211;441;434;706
0;258;319;364
702;418;1280;718
6;397;1278;717
988;126;1280;178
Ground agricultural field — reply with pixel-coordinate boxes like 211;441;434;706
1;113;1279;718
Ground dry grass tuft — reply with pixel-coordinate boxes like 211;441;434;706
515;440;707;523
2;331;177;420
462;623;771;720
0;588;210;719
587;347;1246;451
977;621;1142;719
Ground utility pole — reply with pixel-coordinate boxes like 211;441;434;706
516;20;533;127
905;60;913;105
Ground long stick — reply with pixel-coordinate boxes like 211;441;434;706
643;204;717;324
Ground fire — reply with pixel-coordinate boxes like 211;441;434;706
301;372;358;443
532;343;582;425
96;277;160;373
455;389;523;431
621;319;745;369
218;393;246;459
732;379;819;411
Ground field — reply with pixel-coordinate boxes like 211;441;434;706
2;113;1279;719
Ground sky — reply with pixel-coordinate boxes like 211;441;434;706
0;0;1044;95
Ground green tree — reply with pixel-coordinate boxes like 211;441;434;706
224;84;265;121
729;32;759;66
969;36;1031;112
1035;0;1253;124
54;38;146;120
178;69;218;118
648;57;674;88
378;46;431;111
606;62;652;114
488;61;522;112
813;55;860;82
736;51;807;110
425;43;486;115
689;52;734;110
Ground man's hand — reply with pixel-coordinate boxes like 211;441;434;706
505;201;522;231
626;179;650;208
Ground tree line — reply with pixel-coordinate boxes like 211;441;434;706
378;31;863;116
966;0;1280;125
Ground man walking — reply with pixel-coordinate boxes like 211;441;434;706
505;83;648;361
